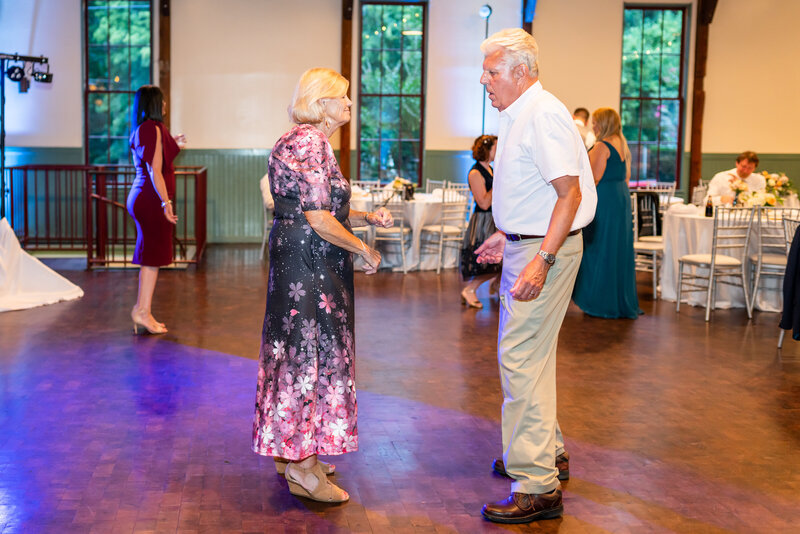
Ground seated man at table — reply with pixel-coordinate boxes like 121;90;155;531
704;151;765;205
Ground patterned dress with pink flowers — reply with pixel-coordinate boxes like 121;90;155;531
252;124;358;460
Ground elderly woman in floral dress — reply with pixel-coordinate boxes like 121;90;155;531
252;68;392;503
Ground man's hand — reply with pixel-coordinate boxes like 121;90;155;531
475;231;506;264
510;255;549;301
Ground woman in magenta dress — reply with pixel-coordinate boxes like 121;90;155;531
252;68;392;503
127;85;183;334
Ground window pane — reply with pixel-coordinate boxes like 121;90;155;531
129;3;150;46
641;54;660;97
399;141;419;180
621;99;640;141
360;140;380;179
109;138;130;164
401;51;421;94
660;54;680;97
382;5;403;49
380;96;399;140
658;145;678;183
642;10;662;55
361;50;382;94
362;5;382;50
360;97;380;140
620;54;640;97
629;142;642;182
662;10;683;54
659;99;680;143
109;93;131;137
382;50;401;94
381;141;399;179
88;47;109;87
89;94;109;137
641;100;660;142
88;137;109;164
400;97;420;139
109;47;130;88
87;2;109;45
131;46;151;89
108;0;130;46
622;9;642;53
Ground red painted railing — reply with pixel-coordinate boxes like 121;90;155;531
5;164;206;268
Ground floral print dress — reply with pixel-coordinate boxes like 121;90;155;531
253;124;358;460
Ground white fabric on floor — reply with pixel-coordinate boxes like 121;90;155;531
0;218;83;312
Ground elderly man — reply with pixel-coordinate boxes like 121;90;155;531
704;151;765;205
475;28;597;524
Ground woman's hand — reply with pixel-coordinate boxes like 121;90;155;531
475;231;505;264
163;201;178;224
173;133;187;149
360;245;382;275
366;207;393;228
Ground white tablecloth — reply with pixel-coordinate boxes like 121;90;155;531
660;205;782;312
350;192;459;272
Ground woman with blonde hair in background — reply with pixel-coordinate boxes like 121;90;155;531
572;107;640;318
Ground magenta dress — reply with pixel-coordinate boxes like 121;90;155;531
252;124;358;460
127;119;181;267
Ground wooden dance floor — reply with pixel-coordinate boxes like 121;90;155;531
1;245;799;533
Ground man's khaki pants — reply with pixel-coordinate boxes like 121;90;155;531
497;233;582;494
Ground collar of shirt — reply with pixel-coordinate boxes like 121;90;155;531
499;80;543;122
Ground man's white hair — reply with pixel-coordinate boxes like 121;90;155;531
480;28;539;78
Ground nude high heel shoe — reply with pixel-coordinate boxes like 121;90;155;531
284;462;349;503
461;288;483;309
131;307;167;335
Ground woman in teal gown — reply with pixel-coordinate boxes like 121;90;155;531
572;108;640;319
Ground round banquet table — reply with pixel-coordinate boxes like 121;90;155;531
660;205;782;312
350;191;459;272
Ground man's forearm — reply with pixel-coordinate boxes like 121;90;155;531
540;180;582;256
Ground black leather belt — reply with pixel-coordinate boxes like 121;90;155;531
505;229;581;242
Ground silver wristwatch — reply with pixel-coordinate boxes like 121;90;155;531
538;250;556;265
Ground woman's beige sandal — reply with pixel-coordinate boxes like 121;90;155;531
284;462;349;503
274;457;335;476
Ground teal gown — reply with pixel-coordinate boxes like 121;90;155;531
572;140;640;319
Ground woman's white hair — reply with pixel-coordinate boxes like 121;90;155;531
289;68;349;125
480;28;539;78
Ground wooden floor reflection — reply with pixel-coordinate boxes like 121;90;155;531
1;244;799;533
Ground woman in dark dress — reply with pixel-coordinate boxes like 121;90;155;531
459;135;501;308
252;68;393;503
127;85;185;334
572;108;640;318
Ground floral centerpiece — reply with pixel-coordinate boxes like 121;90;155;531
738;190;777;207
729;176;749;206
390;177;415;200
761;171;793;203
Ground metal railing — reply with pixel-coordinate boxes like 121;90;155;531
5;164;206;268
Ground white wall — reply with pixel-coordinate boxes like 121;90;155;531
703;0;800;153
1;0;82;147
3;0;798;156
424;0;520;150
171;0;341;149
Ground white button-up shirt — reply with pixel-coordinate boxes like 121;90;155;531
492;81;597;235
704;168;766;204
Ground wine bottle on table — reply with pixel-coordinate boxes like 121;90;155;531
705;197;713;217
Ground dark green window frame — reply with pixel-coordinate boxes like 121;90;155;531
84;0;153;164
620;5;688;186
358;1;427;184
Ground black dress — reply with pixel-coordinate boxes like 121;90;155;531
252;124;358;460
460;162;501;279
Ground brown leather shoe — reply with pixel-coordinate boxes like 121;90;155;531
481;489;563;524
492;452;570;481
